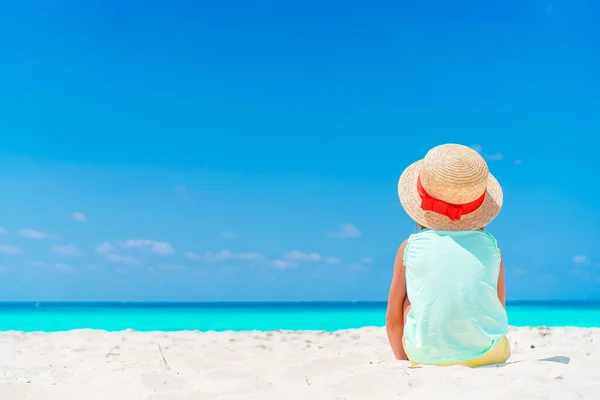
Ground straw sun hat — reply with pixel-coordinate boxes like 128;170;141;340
398;144;503;230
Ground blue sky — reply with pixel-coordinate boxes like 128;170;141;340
0;0;599;301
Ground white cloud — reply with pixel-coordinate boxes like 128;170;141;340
328;223;361;239
97;242;140;264
284;250;322;262
55;263;76;274
0;244;25;255
118;239;176;256
18;228;51;239
104;253;140;264
349;262;365;271
272;259;292;269
52;243;83;257
470;145;504;161
274;251;342;268
175;185;190;199
183;251;202;261
71;212;87;222
470;144;483;154
184;248;340;270
220;231;238;239
0;226;7;236
29;261;46;267
573;255;588;264
485;152;504;161
185;250;264;263
360;257;374;264
97;242;115;254
158;264;189;272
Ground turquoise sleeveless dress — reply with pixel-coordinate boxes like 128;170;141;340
403;229;508;365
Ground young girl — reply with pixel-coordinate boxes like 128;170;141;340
386;143;510;367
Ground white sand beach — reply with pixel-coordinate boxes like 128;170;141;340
1;327;598;400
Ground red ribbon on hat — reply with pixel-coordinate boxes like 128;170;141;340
416;176;486;221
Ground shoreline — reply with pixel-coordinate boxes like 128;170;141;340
1;325;600;333
1;326;598;399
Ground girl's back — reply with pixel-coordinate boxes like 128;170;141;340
403;229;508;364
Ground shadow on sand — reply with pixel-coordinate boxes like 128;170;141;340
484;356;571;368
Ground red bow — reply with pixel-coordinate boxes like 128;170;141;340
416;177;486;221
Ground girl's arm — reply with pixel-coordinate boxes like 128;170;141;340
498;249;506;308
386;240;408;360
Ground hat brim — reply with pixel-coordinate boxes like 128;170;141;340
398;160;503;230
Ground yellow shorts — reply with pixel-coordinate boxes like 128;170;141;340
403;336;511;368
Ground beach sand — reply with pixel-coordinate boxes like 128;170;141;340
0;327;598;399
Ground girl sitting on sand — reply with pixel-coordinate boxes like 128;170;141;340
386;144;509;367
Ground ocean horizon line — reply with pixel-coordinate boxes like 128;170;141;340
0;300;599;307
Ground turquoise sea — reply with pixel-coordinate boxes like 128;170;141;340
0;302;599;332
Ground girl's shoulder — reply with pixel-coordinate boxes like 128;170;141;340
405;229;500;255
